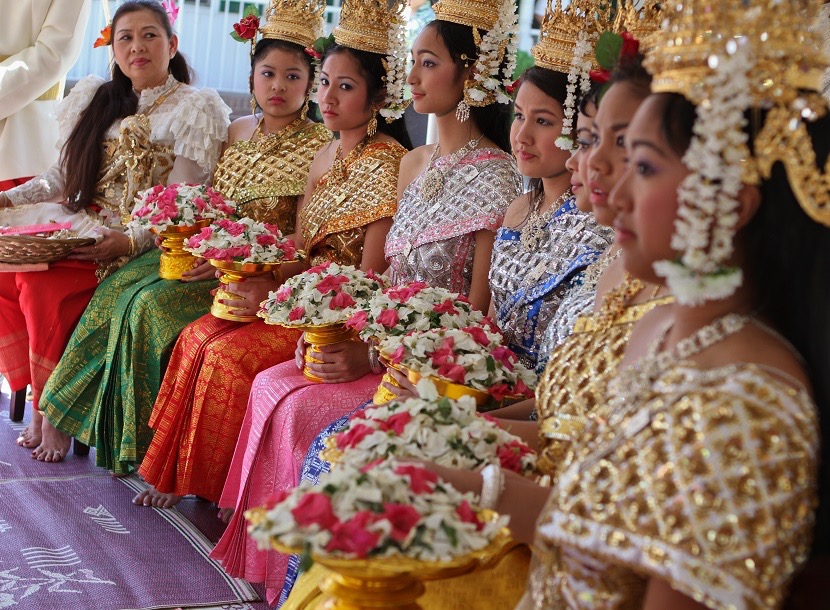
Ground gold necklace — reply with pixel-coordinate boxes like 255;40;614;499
330;135;371;180
139;81;181;117
519;189;573;251
253;114;306;145
419;135;484;202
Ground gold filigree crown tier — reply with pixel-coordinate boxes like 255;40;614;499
333;0;407;55
645;0;827;104
259;0;326;49
612;0;661;43
531;0;608;73
432;0;502;31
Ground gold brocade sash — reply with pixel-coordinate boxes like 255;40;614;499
0;55;63;100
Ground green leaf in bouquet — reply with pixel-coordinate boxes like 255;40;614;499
441;522;459;547
595;31;623;70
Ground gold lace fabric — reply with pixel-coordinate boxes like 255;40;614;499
300;140;406;266
535;363;818;610
535;278;673;483
94;115;175;221
212;122;331;232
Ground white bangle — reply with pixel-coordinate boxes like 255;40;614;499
479;464;504;510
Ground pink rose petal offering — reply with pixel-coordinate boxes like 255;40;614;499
378;326;537;404
184;217;301;264
129;183;236;233
247;459;509;561
331;379;536;476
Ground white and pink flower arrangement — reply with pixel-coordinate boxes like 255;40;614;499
344;282;487;341
332;379;536;476
247;459;508;561
259;262;389;326
183;217;301;264
378;326;537;401
129;183;237;233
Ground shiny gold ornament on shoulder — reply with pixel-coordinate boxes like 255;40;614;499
259;0;326;48
530;0;608;74
333;0;406;55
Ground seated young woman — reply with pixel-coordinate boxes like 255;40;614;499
0;0;229;462
211;8;523;605
133;5;411;512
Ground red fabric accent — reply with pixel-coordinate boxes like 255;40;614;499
0;260;98;410
0;177;34;192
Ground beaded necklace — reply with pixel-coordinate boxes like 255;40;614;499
419;135;484;202
519;189;573;251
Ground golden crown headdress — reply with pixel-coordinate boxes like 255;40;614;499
642;0;830;305
259;0;326;49
531;0;609;74
611;0;661;44
333;0;407;56
432;0;519;118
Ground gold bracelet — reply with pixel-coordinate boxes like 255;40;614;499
127;232;136;257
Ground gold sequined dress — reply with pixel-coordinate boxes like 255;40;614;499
137;121;334;500
526;362;818;610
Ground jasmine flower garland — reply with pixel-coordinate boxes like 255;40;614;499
379;9;410;121
465;0;519;107
556;30;595;151
653;41;756;305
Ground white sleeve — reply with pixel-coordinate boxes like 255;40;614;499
0;0;92;120
169;88;231;176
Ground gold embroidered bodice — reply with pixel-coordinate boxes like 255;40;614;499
530;363;818;610
535;282;673;482
300;140;406;267
212;122;331;232
95;114;176;220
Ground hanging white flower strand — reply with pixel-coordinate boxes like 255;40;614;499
465;0;519;107
556;29;594;151
652;41;756;305
380;8;410;121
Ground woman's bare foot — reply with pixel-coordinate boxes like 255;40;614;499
217;507;234;523
16;410;43;448
133;486;183;509
31;417;71;462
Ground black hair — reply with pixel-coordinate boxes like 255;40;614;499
596;52;652;106
577;80;603;117
513;66;570;203
62;0;192;213
654;91;830;558
424;20;512;152
320;44;412;149
250;38;318;121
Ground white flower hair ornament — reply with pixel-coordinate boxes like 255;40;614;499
652;40;757;306
556;29;595;151
379;5;411;122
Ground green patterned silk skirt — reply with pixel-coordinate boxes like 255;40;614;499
41;249;217;474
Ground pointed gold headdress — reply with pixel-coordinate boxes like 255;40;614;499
433;0;520;119
531;0;608;74
259;0;326;49
643;0;830;305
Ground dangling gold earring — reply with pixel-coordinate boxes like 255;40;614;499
367;110;378;138
250;94;258;116
456;97;470;123
300;99;309;121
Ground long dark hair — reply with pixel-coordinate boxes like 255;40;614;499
320;44;412;150
655;91;830;558
251;38;319;121
62;0;192;212
513;66;569;204
425;20;512;152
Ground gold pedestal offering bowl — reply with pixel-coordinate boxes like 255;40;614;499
263;510;517;610
294;324;359;382
152;220;211;280
210;259;289;323
374;359;491;408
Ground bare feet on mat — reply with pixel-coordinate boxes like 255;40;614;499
217;507;234;523
133;486;183;509
16;410;43;448
31;418;71;462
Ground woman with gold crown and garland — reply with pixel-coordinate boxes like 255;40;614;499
205;0;411;600
125;0;331;508
131;0;332;509
516;0;830;607
0;0;230;462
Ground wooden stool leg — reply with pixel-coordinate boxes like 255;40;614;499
73;438;90;456
9;389;26;422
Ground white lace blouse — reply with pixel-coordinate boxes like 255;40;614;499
5;74;230;254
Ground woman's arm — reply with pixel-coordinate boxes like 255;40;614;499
468;229;497;313
361;216;394;273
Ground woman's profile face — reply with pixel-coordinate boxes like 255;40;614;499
610;94;690;284
407;25;468;117
317;51;375;132
510;80;571;181
565;104;595;214
112;8;177;91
